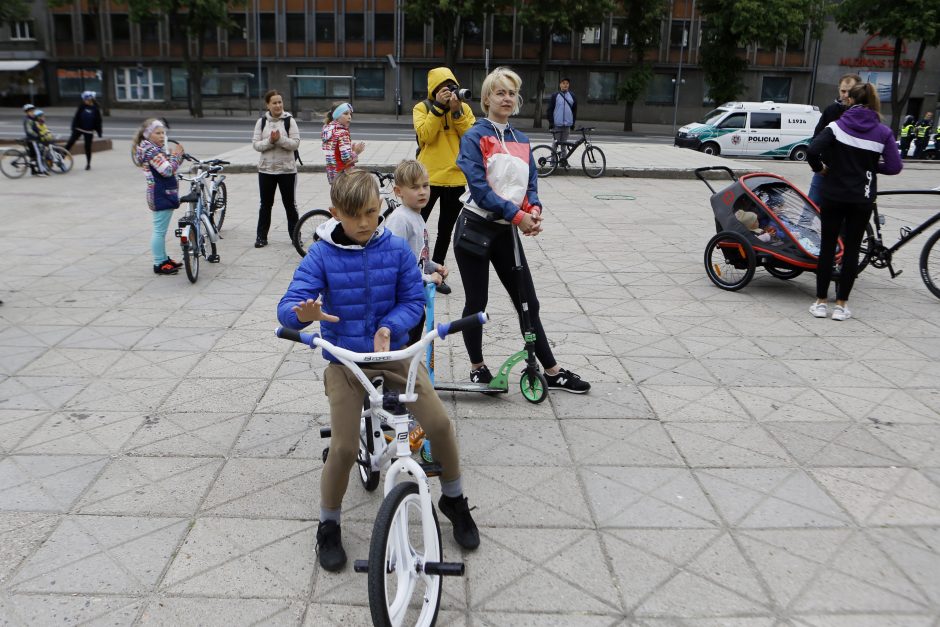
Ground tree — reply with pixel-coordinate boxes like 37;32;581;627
698;0;826;105
616;0;668;131
0;0;29;24
48;0;112;115
515;0;615;128
404;0;509;70
126;0;236;117
834;0;940;133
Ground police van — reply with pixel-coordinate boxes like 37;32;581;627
675;101;821;160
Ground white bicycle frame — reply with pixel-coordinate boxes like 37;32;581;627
178;169;218;246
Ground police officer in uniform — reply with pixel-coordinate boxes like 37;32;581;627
899;115;916;159
913;111;934;159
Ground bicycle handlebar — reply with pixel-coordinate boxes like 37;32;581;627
370;170;395;186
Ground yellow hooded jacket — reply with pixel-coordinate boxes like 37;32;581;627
414;67;476;187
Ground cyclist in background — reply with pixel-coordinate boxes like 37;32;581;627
22;104;48;176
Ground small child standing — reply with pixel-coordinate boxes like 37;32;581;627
384;160;452;345
321;102;365;184
277;169;480;572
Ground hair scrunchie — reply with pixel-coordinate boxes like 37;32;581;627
332;103;353;121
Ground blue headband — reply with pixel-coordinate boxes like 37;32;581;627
332;103;353;120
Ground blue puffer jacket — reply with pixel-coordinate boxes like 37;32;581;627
277;220;424;362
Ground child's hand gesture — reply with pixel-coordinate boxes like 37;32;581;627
292;295;340;323
353;141;366;154
374;326;391;352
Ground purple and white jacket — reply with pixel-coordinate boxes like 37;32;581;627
807;105;902;204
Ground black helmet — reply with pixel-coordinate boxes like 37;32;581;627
905;115;915;124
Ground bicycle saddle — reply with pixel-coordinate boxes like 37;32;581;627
178;191;199;203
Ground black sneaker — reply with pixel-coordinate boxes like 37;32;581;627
254;237;267;248
438;495;480;550
163;257;183;269
153;261;179;275
436;281;452;295
470;365;493;384
545;368;591;394
316;521;347;571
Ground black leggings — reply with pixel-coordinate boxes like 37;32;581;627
257;172;299;240
816;200;874;301
421;185;464;265
65;130;93;164
453;219;556;370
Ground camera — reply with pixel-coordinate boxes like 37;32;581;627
455;88;472;100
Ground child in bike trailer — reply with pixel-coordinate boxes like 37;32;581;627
22;104;49;176
277;169;480;573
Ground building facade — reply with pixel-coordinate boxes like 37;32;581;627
9;1;940;125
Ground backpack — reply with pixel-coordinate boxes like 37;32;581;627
260;115;303;165
415;100;432;158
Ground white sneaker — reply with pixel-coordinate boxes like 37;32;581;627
831;305;852;321
809;302;828;318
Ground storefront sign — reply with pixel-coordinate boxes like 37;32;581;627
839;35;926;70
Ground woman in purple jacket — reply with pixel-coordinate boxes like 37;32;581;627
807;83;902;321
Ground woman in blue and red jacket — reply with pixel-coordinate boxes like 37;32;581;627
807;82;901;322
453;67;590;394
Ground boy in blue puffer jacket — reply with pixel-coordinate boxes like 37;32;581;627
277;170;480;572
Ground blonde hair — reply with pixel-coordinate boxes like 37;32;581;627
480;67;522;117
393;159;429;187
330;169;379;217
131;117;162;166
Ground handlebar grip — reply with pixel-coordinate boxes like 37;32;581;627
437;312;488;339
275;327;318;347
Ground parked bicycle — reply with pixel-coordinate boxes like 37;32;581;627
291;169;397;258
531;127;606;178
0;140;72;178
857;189;940;299
276;311;487;626
182;153;229;232
174;157;222;283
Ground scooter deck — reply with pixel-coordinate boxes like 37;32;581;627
433;382;507;394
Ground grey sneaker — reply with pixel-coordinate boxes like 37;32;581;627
831;305;852;321
809;302;828;318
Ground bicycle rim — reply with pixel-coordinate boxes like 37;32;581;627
368;482;442;627
0;149;28;178
292;209;332;258
183;225;200;283
920;229;940;299
212;182;227;231
581;146;606;178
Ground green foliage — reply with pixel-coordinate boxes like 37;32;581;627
834;0;940;44
0;0;30;24
125;0;234;33
515;0;614;35
699;0;826;104
618;65;653;103
404;0;509;67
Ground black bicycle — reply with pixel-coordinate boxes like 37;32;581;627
858;189;940;299
531;127;606;178
291;170;397;258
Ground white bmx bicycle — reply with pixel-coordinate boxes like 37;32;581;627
276;311;487;627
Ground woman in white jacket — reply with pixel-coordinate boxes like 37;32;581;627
252;89;301;248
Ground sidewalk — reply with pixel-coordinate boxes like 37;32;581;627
0;144;938;625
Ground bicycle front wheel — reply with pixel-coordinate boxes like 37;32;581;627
920;228;940;299
292;209;332;258
0;149;28;179
211;182;227;231
47;146;73;174
581;146;606;178
531;145;558;177
182;222;201;284
368;481;442;627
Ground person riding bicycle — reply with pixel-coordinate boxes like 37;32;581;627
277;169;480;573
22;104;49;176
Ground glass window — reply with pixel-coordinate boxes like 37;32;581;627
140;20;159;42
57;68;100;98
296;67;326;97
230;15;247;40
82;14;97;41
346;13;364;40
494;15;513;42
53;15;73;42
375;13;394;41
463;19;483;44
588;71;617;103
471;68;486;98
552;30;571;45
238;66;267;98
115;66;165;102
610;20;630;47
788;33;805;52
670;20;688;47
171;67;188;100
286;13;305;41
355;67;384;99
646;74;675;104
750;112;781;129
260;14;276;40
11;20;34;40
111;14;130;41
315;13;334;42
404;14;424;41
760;77;791;103
582;25;601;45
522;26;541;44
718;112;747;129
412;67;433;100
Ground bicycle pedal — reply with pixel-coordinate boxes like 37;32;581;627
419;461;442;477
423;561;465;577
353;560;369;573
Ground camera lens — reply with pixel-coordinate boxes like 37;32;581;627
457;88;472;100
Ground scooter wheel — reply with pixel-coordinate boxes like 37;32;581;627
519;371;548;404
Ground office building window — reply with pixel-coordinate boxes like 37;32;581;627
57;68;101;98
296;67;326;97
582;25;601;45
260;14;276;40
588;71;617;103
375;13;394;41
404;14;424;41
646;74;675;104
611;20;630;47
356;67;384;99
463;19;483;44
412;67;432;100
346;13;364;40
111;14;130;41
82;14;98;41
761;76;791;103
286;13;305;42
53;15;73;42
494;15;513;43
315;13;334;42
229;15;247;40
11;20;34;40
140;20;159;42
552;31;571;45
670;20;689;48
115;66;165;101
